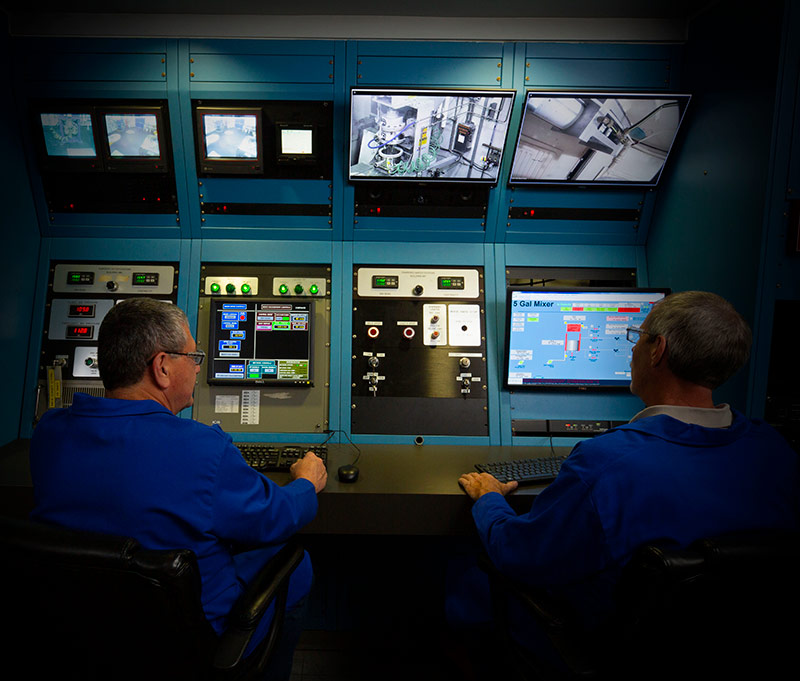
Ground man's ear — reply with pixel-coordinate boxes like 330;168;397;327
149;352;171;390
650;334;667;367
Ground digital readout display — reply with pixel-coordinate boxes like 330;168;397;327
66;325;94;339
68;304;96;318
67;271;94;285
371;275;398;289
438;276;465;290
133;272;159;286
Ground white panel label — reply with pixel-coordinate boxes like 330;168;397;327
240;390;260;425
448;304;481;346
214;395;240;414
423;304;447;346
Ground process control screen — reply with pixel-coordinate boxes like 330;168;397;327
207;299;313;386
504;288;667;388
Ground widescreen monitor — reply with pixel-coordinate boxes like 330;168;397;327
504;288;668;389
207;298;313;386
40;112;97;158
509;92;690;186
349;88;516;182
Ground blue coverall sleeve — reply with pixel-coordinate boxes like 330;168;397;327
471;453;611;587
210;442;318;546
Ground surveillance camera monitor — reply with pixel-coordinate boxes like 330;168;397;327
207;298;313;386
40;112;97;158
349;87;516;183
195;107;263;175
509;92;690;187
99;106;169;172
504;288;669;389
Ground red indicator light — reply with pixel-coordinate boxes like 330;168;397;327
377;207;381;214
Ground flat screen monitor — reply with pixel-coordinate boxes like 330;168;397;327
40;112;98;158
207;299;313;386
195;107;263;174
504;288;669;389
349;87;516;183
99;106;169;172
509;92;690;187
277;123;315;162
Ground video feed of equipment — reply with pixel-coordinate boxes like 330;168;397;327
207;298;313;386
104;113;161;158
40;113;97;158
349;88;515;182
509;92;690;186
504;288;668;389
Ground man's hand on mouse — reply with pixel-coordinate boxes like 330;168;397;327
291;451;328;493
458;472;518;501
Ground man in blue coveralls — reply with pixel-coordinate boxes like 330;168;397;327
30;298;328;681
457;290;798;667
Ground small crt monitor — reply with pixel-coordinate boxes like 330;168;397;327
40;112;97;158
100;106;169;172
509;92;690;187
207;299;313;386
504;288;668;389
277;123;315;162
349;87;516;182
196;106;263;174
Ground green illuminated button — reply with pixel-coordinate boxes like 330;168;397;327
279;284;289;295
225;283;236;294
309;284;319;295
210;282;221;293
241;283;251;294
294;284;304;294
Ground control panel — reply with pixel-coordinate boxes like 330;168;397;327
194;263;331;434
351;266;488;437
36;261;179;420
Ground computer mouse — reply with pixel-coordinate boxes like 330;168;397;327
337;464;359;483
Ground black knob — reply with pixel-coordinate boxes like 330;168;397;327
412;285;424;296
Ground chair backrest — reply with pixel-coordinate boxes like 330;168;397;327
611;529;800;678
0;515;219;681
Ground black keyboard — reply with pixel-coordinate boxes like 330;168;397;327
237;443;328;472
475;455;568;484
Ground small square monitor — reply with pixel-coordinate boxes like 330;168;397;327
277;124;315;162
40;112;97;158
203;113;259;159
104;113;161;158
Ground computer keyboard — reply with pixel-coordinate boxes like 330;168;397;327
475;455;568;484
236;443;328;472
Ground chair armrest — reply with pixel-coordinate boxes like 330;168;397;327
213;539;305;673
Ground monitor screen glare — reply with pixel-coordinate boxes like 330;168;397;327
203;113;258;159
105;113;161;157
40;113;97;157
280;128;313;155
510;93;690;185
350;89;515;182
505;289;667;388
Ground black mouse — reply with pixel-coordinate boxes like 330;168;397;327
337;464;359;483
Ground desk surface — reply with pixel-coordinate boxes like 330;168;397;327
0;439;570;535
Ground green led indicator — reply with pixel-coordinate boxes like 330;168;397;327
279;284;289;295
210;282;220;293
241;283;251;294
309;284;319;295
225;283;236;294
294;284;304;294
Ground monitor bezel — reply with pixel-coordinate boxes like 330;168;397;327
502;286;671;391
33;105;104;173
194;106;264;176
349;86;517;185
508;90;691;188
206;297;314;387
98;105;170;173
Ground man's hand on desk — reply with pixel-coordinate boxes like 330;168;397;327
290;451;328;493
458;472;518;501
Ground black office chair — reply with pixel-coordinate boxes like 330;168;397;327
0;514;305;681
480;529;800;681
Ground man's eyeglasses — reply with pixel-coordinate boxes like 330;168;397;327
148;350;206;366
626;326;658;343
